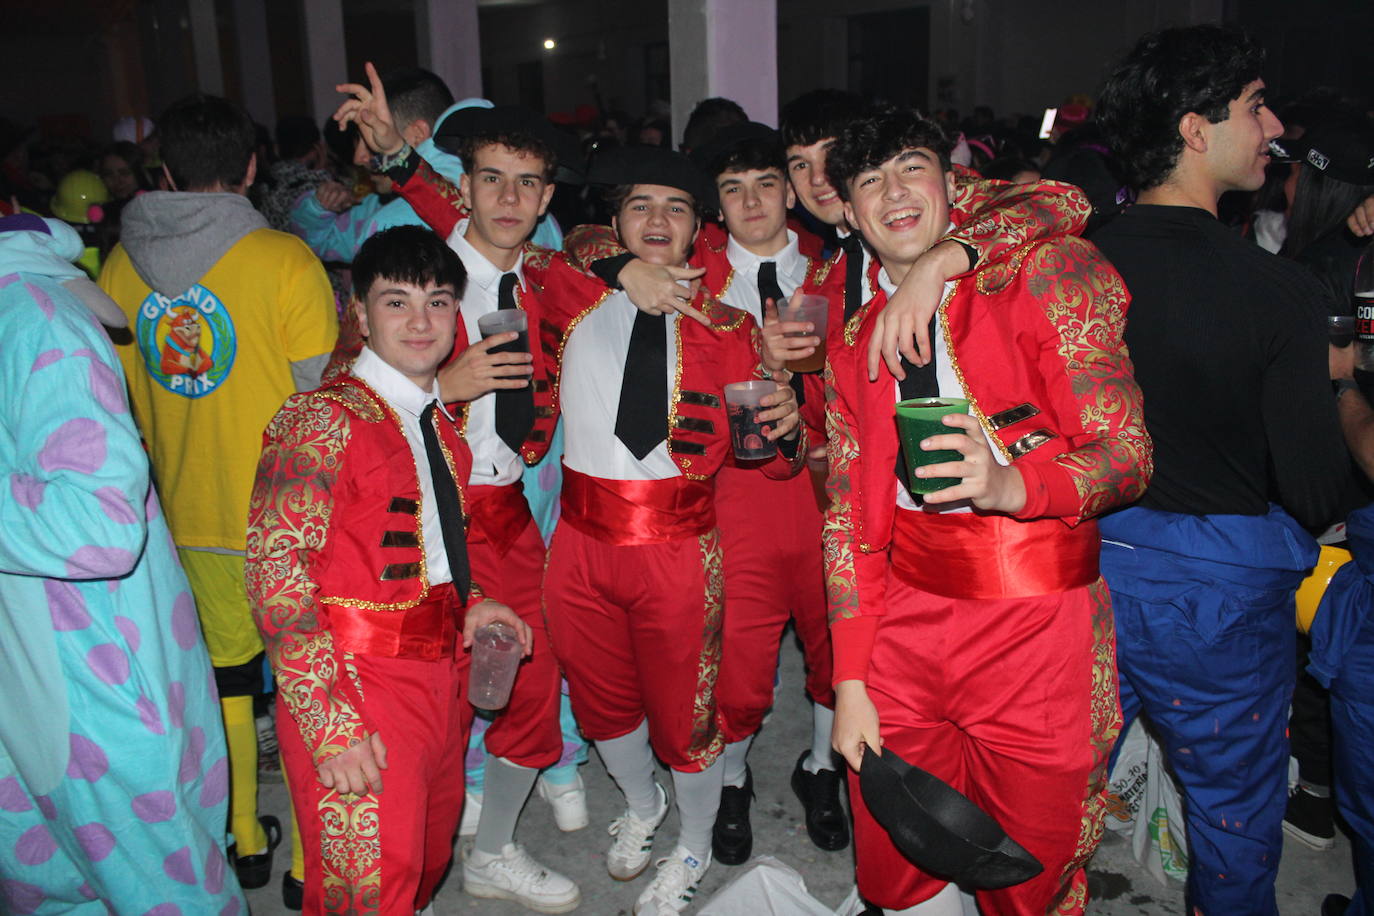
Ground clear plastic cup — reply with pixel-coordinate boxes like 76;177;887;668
777;294;829;373
468;621;522;711
476;310;529;356
723;380;779;460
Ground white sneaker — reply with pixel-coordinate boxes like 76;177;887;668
633;846;710;915
607;784;669;881
458;791;482;837
538;772;589;832
462;843;580;914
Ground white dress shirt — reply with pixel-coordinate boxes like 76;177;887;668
560;289;681;481
719;230;809;323
350;346;458;584
447;218;525;486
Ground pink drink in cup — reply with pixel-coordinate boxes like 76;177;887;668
469;621;521;711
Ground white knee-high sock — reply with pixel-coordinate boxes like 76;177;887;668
595;721;661;819
671;757;724;860
807;703;837;773
884;882;971;915
474;756;537;856
722;735;754;788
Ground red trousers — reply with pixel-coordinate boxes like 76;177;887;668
280;649;473;915
714;463;833;743
465;497;562;769
543;522;724;772
849;568;1121;915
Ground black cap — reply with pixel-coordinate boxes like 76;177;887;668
1270;125;1374;185
587;146;718;210
859;747;1043;889
433;105;585;180
689;121;781;176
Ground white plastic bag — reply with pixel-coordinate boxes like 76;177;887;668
697;856;836;916
1105;720;1189;884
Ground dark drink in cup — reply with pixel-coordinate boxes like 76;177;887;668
477;310;529;356
723;381;778;460
895;397;969;495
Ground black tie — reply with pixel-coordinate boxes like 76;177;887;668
494;272;534;454
842;234;865;320
894;314;940;480
759;261;807;405
757;261;784;313
615;310;669;460
420;402;471;604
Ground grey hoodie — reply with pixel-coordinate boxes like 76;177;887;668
118;191;267;298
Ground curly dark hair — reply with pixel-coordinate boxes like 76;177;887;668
780;89;865;149
457;133;558;183
1097;25;1266;191
824;105;951;202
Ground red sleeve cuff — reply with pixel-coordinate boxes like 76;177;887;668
1014;461;1080;521
831;614;880;685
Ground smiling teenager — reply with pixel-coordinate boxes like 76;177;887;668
537;146;804;915
336;85;585;913
246;226;537;916
821;106;1151;916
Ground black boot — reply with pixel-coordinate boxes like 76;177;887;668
712;767;754;865
791;750;849;851
281;870;304;911
233;814;282;890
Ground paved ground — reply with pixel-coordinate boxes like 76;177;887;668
244;635;1359;914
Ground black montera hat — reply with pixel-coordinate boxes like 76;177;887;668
434;105;585;179
1270;125;1374;186
689;121;781;175
587;146;718;210
859;747;1043;889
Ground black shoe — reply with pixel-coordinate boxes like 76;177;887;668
791;750;849;851
1283;784;1336;851
234;814;282;890
1323;894;1351;916
281;871;304;911
712;768;754;865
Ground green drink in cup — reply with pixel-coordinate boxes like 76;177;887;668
895;397;970;495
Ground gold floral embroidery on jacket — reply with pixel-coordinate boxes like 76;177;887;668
246;392;368;765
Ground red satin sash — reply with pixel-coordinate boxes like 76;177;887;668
327;584;461;660
466;482;534;558
560;466;716;546
890;509;1099;599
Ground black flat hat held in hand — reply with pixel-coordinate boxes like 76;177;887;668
859;746;1043;890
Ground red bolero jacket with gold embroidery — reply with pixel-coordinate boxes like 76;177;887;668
823;235;1152;679
534;253;805;483
245;375;481;766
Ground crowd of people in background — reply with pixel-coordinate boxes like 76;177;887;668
3;19;1374;916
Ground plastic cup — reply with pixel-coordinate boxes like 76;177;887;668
895;397;969;495
477;310;529;356
723;380;779;460
777;294;829;374
468;621;522;711
1329;315;1356;348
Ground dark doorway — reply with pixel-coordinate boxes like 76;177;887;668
847;7;931;110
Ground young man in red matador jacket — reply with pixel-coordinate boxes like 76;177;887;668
823;106;1152;916
542;146;804;915
545;117;1099;867
245;226;534;916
